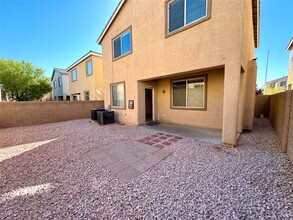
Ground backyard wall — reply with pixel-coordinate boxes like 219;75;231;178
0;101;104;128
254;95;270;118
269;91;292;152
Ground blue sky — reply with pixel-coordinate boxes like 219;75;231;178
0;0;292;88
255;0;293;88
0;0;120;76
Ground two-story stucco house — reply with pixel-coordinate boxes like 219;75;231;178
97;0;259;146
66;51;103;101
286;37;293;90
265;76;288;94
51;68;70;101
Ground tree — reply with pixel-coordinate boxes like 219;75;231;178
256;85;263;95
256;88;263;95
264;87;284;95
0;59;51;101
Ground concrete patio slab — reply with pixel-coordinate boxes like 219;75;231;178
85;140;172;181
106;161;129;174
143;123;222;144
115;167;141;182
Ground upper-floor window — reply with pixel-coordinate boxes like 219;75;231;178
58;77;62;87
280;81;287;87
71;69;77;81
167;0;208;34
53;80;57;89
291;50;293;64
113;28;131;60
86;60;92;75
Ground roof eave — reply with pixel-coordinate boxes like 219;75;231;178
286;37;293;51
97;0;126;45
66;51;102;72
51;68;56;81
252;0;260;48
51;68;68;81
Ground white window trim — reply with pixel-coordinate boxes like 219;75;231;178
172;77;205;109
113;29;131;59
110;82;125;109
86;60;93;75
71;69;77;81
167;0;208;34
58;77;62;87
84;91;90;100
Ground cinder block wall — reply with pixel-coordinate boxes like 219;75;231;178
287;93;293;163
0;101;104;128
254;95;270;118
269;91;292;153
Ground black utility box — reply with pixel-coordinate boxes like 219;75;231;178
97;110;115;125
91;108;105;120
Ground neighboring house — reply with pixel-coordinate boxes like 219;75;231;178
66;51;103;101
265;76;288;94
286;37;293;90
39;91;53;101
51;68;70;101
0;86;7;102
97;0;259;146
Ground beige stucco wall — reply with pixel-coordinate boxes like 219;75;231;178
254;95;270;118
263;90;293;163
288;50;293;89
0;101;104;128
156;69;224;130
68;55;103;101
100;0;256;145
270;91;292;152
243;60;257;130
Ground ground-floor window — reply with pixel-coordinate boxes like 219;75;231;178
172;76;206;109
72;93;80;101
110;82;125;108
84;91;90;100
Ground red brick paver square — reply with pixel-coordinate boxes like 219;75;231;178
165;134;174;137
145;142;155;146
169;138;179;142
153;144;165;149
150;134;159;138
152;139;162;143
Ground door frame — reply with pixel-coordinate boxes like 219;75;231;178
145;87;155;122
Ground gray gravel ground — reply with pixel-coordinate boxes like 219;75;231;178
0;118;293;219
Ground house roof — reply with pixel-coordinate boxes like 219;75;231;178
97;0;126;44
66;50;102;72
286;37;293;51
265;76;288;85
97;0;260;47
51;68;68;81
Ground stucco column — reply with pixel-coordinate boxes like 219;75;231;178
237;71;246;133
243;60;257;130
222;63;241;146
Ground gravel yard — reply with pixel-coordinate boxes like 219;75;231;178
0;118;293;219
